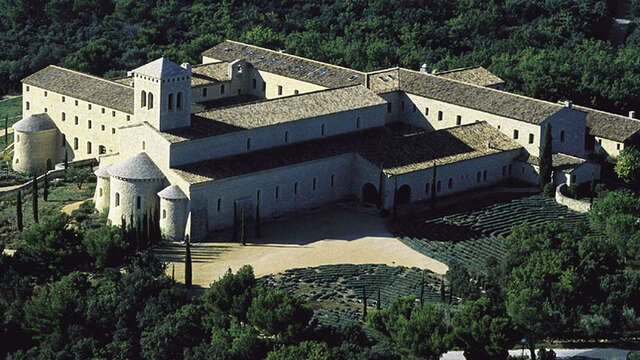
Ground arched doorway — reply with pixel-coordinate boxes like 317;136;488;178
46;159;53;170
362;183;378;204
397;185;411;204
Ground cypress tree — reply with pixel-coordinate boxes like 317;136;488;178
185;236;192;288
136;215;142;251
376;288;381;310
32;175;38;223
255;192;261;239
420;271;425;306
233;202;238;242
362;286;367;321
4;116;7;146
539;123;553;189
440;279;446;303
240;208;246;246
16;191;23;232
431;161;437;209
43;172;48;201
142;212;149;249
64;150;68;170
172;263;175;281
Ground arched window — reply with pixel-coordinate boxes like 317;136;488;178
162;209;166;219
16;134;20;143
99;188;103;197
61;134;65;147
177;92;183;110
136;196;141;209
115;193;120;206
147;92;154;109
142;141;146;150
321;124;325;136
26;102;30;110
141;91;147;107
168;93;174;110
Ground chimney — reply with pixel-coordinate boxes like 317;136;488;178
181;62;192;73
420;64;431;73
486;140;492;149
563;100;572;109
629;111;636;119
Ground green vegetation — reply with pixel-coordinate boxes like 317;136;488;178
0;97;22;123
0;1;638;115
614;146;640;186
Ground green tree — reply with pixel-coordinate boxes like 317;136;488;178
539;123;552;191
614;146;640;185
247;287;313;344
368;296;452;359
32;174;38;223
446;261;481;302
65;167;93;190
140;304;207;360
82;226;129;270
266;341;331;360
16;190;23;232
202;265;256;327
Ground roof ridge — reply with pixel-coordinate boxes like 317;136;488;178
48;65;133;89
573;104;640;122
192;61;227;68
224;39;367;75
367;67;400;75
399;67;565;110
435;66;484;75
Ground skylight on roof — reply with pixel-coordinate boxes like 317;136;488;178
269;58;277;63
379;76;388;82
319;71;327;76
308;68;316;73
280;61;287;65
246;51;254;56
257;55;265;61
348;75;359;81
296;65;304;70
224;47;232;52
388;74;395;80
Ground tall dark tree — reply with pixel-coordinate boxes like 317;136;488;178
43;172;48;201
4;116;7;146
377;288;381;310
185;235;192;288
255;191;261;239
362;285;368;321
431;161;438;209
16;190;23;231
64;150;68;170
233;201;238;242
420;271;425;306
32;174;38;223
539;123;552;190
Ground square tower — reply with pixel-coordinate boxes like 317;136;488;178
131;57;191;131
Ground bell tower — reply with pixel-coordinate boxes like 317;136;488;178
130;57;191;131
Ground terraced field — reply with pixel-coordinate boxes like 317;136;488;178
391;195;588;273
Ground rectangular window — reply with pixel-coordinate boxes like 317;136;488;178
331;175;335;187
401;101;405;112
252;79;256;89
438;111;443;121
26;102;30;110
528;133;534;144
61;134;65;147
508;164;512;175
387;103;392;113
425;107;429;116
101;108;105;114
44;91;47;97
448;178;453;189
61;112;66;121
101;125;105;131
88;120;92;129
112;128;116;134
413;104;416;112
203;87;207;97
127;115;131;121
456;115;462;125
278;85;283;96
74;116;79;125
560;130;565;143
26;86;29;92
247;138;251;151
294;182;298;195
136;196;141;209
313;178;317;191
437;181;441;192
275;186;279;200
112;111;116;117
61;96;65;102
284;131;288;143
74;137;78;150
321;124;325;136
502;166;506;177
87;141;92;154
44;107;47;113
75;100;78;106
88;104;92;110
217;198;221;212
483;170;487;181
513;129;519;139
425;183;430;194
221;84;225;94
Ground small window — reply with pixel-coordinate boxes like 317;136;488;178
437;181;442;192
162;209;166;219
61;134;65;147
313;178;317;191
456;115;462;125
127;115;131;121
87;141;92;154
284;131;288;143
513;129;519;139
425;183;430;194
73;137;78;150
387;103;392;113
177;93;183;110
497;125;501;130
294;90;299;95
247;138;251;151
401;101;405;112
448;178;453;189
26;85;29;92
275;186;279;200
425;107;429;115
617;143;621;150
61;96;65;102
321;124;325;136
101;125;105;131
112;128;116;134
413;104;416;112
26;102;30;110
88;120;92;129
136;196;141;209
217;198;221;212
294;182;298;195
202;87;207;97
44;91;48;97
61;112;66;121
560;130;565;143
115;193;120;206
101;108;105;114
598;139;602;145
99;145;106;155
331;175;335;187
278;85;283;96
142;141;146;150
147;92;154;109
438;111;443;121
75;100;78;106
99;188;103;197
44;107;47;113
356;117;360;129
502;166;506;177
528;133;534;144
252;79;256;89
477;172;482;183
112;111;116;117
15;158;18;164
508;164;512;175
74;116;79;125
483;170;487;181
221;84;225;94
88;104;92;110
168;93;174;110
16;134;20;143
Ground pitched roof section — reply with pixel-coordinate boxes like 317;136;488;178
157;185;187;200
22;66;134;114
94;165;111;178
398;68;562;125
202;40;365;88
132;57;189;79
436;67;505;87
109;153;165;180
173;122;522;184
368;68;401;94
161;86;387;143
191;62;231;87
573;105;640;142
12;113;56;132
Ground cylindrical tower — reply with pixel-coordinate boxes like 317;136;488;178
107;153;165;226
12;114;58;175
93;166;111;213
157;185;188;241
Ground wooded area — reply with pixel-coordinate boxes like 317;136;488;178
1;0;639;114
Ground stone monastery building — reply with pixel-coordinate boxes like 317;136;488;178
13;40;640;241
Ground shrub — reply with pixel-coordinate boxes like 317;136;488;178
543;183;555;198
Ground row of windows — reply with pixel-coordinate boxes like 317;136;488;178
26;88;126;119
422;165;513;195
113;193;142;209
215;175;337;212
58;112;118;134
70;137;107;155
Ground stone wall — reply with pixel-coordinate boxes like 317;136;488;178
555;184;591;213
107;176;165;225
12;128;58;175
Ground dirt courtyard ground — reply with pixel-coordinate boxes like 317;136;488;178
155;204;448;288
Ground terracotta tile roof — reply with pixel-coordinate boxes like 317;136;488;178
22;65;134;114
398;68;562;125
202;40;365;88
573;105;640;142
173;121;522;184
436;66;505;87
191;62;231;87
161;86;386;143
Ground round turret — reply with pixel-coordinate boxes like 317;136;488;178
158;185;188;241
93;166;111;213
12;114;59;175
107;153;166;226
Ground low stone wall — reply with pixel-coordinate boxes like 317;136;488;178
555;184;591;213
